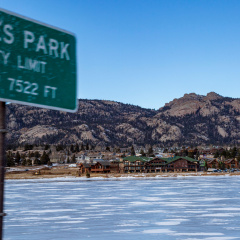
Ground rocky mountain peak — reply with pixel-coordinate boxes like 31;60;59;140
204;92;223;101
163;92;202;107
182;92;202;99
159;92;228;117
160;93;203;117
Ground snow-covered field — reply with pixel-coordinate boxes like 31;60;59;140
4;176;240;240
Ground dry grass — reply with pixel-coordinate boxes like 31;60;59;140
5;166;80;179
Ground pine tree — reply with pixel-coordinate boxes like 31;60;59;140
71;154;76;163
204;161;208;171
34;151;40;158
44;144;50;150
231;147;237;158
80;143;84;151
140;149;146;157
86;143;89;151
34;157;41;165
70;145;74;153
40;151;50;164
22;158;27;166
195;151;200;160
131;145;135;156
148;146;154;157
27;159;32;166
214;151;220;158
6;154;15;167
75;144;80;153
188;151;194;158
15;151;21;165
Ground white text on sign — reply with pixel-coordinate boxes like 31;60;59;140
7;77;57;99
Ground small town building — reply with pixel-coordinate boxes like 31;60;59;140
165;156;198;172
224;159;238;169
206;159;219;169
79;163;91;174
110;160;121;173
145;156;199;172
145;158;166;173
91;161;111;173
120;156;151;173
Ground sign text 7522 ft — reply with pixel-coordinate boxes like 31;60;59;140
0;8;77;112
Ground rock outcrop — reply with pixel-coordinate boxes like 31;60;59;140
6;92;240;146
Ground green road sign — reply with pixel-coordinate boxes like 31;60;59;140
0;8;77;112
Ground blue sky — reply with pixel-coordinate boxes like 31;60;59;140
1;0;240;109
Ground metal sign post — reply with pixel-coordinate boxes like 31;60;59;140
0;102;6;240
0;8;77;239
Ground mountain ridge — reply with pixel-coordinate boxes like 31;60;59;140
6;92;240;147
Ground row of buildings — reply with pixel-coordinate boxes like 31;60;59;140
79;156;200;174
203;158;238;170
78;155;240;174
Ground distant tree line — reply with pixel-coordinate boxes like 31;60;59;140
6;150;51;167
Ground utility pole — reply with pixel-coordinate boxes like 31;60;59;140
0;102;6;240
